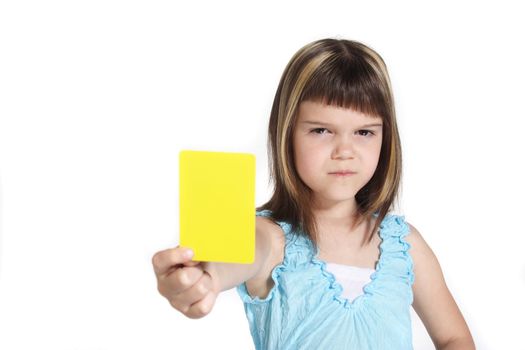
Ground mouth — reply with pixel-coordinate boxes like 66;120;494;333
329;170;357;176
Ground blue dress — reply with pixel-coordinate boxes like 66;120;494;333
236;210;415;350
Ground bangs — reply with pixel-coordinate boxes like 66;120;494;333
300;54;390;119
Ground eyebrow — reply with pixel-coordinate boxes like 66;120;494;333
300;121;383;128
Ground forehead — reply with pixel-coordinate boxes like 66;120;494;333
297;100;382;124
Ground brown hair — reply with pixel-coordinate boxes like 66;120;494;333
258;38;403;247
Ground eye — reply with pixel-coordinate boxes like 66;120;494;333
310;128;330;135
357;130;375;137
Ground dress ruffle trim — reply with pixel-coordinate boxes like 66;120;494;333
314;213;414;308
311;254;375;309
375;214;415;288
237;211;415;306
378;214;410;239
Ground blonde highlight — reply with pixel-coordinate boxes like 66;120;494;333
278;51;335;200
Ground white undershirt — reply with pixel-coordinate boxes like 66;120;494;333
325;263;375;302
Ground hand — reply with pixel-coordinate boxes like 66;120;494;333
152;246;219;319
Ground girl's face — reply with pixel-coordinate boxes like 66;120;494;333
292;100;383;208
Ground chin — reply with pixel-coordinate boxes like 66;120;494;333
315;191;357;204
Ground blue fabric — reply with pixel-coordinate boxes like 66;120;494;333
236;210;415;350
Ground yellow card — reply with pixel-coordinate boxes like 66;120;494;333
179;150;256;263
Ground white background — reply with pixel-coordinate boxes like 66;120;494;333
1;1;524;349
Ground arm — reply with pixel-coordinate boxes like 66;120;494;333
405;223;475;350
152;215;278;318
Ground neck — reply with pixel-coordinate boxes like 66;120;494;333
311;197;360;228
310;196;374;247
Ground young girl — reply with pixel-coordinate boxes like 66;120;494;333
152;38;475;349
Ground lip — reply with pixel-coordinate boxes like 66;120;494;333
329;170;357;176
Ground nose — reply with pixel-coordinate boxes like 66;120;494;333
331;135;355;160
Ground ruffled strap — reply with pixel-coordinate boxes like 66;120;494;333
379;214;410;239
373;214;415;295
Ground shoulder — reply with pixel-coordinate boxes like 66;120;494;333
403;221;437;264
404;221;425;248
256;215;286;266
403;221;446;297
256;214;280;231
244;215;286;299
403;221;445;301
256;215;286;246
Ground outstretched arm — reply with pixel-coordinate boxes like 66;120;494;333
405;223;475;350
152;215;277;318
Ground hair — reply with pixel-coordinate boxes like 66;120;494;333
258;38;403;247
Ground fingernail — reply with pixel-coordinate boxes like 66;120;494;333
185;249;194;259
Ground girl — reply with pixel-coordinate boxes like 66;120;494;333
152;38;475;349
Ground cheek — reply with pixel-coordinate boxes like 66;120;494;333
293;143;310;175
365;143;382;172
293;139;321;178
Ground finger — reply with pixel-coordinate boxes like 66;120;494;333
182;260;201;267
152;246;194;277
186;290;218;319
161;265;204;296
171;270;214;307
